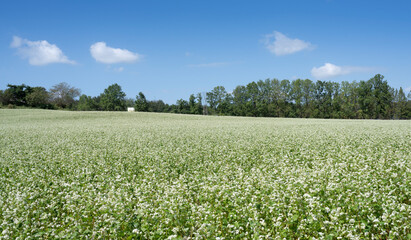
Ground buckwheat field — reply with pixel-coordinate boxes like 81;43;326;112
0;109;410;239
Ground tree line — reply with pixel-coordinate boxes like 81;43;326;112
1;74;410;119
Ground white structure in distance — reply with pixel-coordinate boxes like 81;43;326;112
127;107;135;112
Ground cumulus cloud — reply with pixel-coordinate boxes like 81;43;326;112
10;36;75;66
90;42;140;64
264;31;313;56
311;63;373;79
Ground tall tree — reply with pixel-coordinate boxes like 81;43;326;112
246;82;259;116
195;93;204;115
314;81;326;118
189;94;197;114
331;82;341;118
206;86;227;114
220;92;233;115
77;94;97;111
135;92;148;112
357;80;374;118
125;98;135;107
396;87;408;119
279;79;292;117
26;87;50;108
3;84;32;106
370;74;392;119
0;89;12;106
50;82;81;109
340;81;359;119
148;100;168;112
291;79;304;117
301;79;315;118
268;78;281;103
99;83;126;111
176;99;189;113
232;85;248;116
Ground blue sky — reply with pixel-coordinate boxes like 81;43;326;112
1;0;410;103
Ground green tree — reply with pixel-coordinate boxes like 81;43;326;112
330;82;341;118
206;86;227;114
26;87;50;108
99;83;126;111
148;100;168;112
396;87;408;119
279;79;293;117
407;91;411;119
135;92;148;111
340;81;359;119
357;80;374;118
0;89;12;106
3;84;33;106
220;92;233;115
77;94;97;111
176;99;189;113
370;74;392;119
232;85;248;116
125;98;135;107
189;94;197;114
300;79;315;117
314;81;327;118
246;82;259;116
195;93;204;115
291;79;304;117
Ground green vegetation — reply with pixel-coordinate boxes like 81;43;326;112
1;74;410;119
0;109;410;239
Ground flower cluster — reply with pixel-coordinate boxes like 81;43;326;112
0;109;410;239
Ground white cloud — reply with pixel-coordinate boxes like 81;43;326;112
10;36;75;66
264;31;313;56
10;36;23;48
405;86;411;93
311;63;373;79
90;42;140;64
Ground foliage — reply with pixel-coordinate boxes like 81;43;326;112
0;109;410;239
1;84;32;106
206;86;231;115
50;82;81;109
176;98;189;114
0;84;52;109
125;97;135;107
26;87;51;108
77;94;96;111
198;74;409;119
148;100;170;112
1;74;410;119
135;92;148;112
99;83;126;111
396;87;409;119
